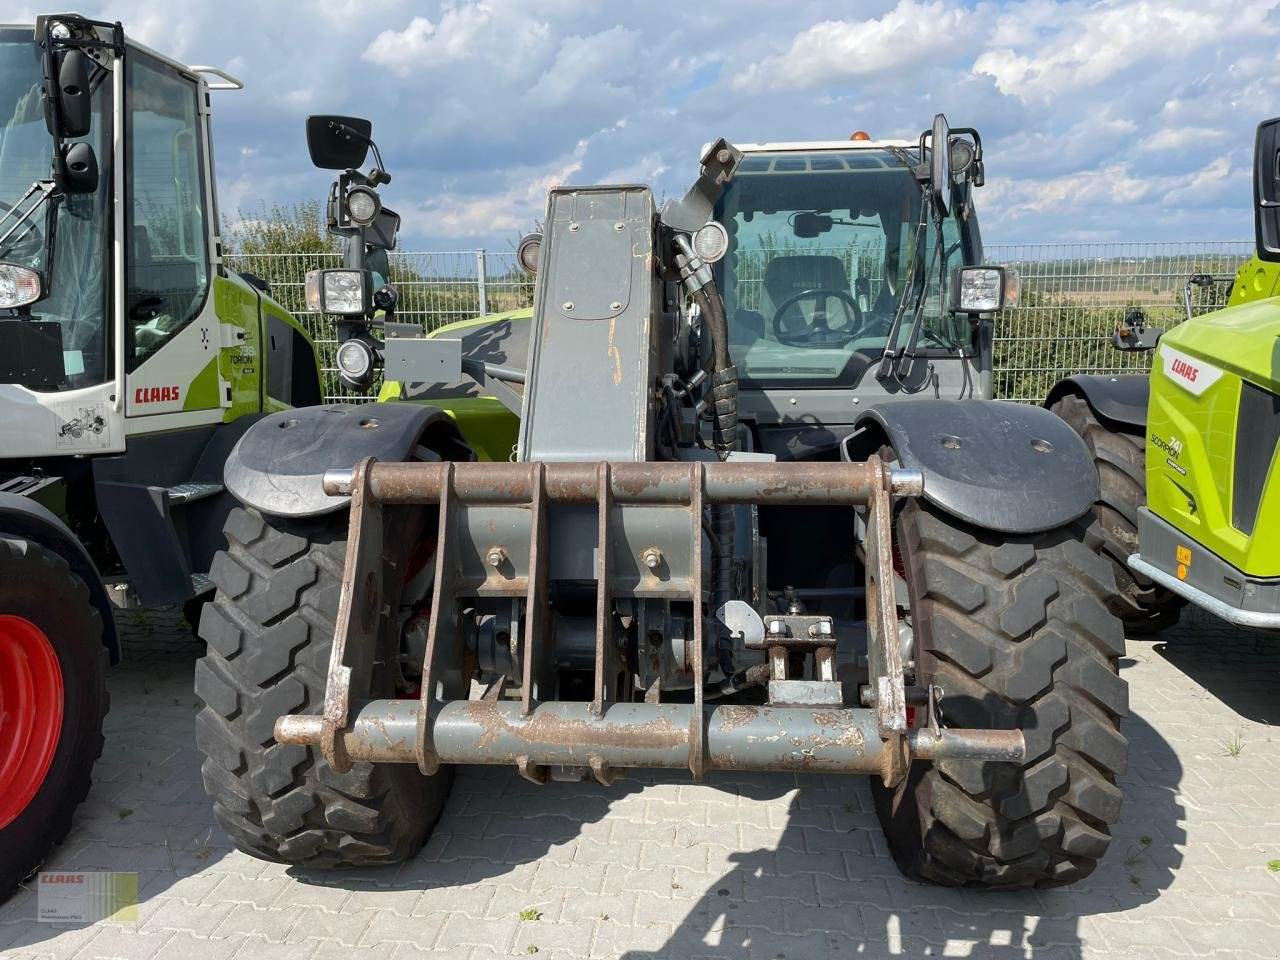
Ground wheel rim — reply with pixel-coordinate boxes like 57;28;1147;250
0;615;64;829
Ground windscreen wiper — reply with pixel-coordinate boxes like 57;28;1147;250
0;180;57;256
875;201;928;381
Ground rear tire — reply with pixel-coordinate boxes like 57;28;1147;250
1050;393;1183;633
195;506;451;867
0;536;107;902
872;500;1129;888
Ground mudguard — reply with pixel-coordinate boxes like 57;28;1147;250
1045;374;1148;432
0;492;119;664
224;402;473;518
844;399;1098;534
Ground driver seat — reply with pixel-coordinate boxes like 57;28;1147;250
759;255;859;338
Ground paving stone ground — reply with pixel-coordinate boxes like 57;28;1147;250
1;605;1278;960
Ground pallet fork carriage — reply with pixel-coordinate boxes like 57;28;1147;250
275;458;1024;783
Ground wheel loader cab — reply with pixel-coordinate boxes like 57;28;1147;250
0;18;320;464
711;139;995;458
716;146;972;393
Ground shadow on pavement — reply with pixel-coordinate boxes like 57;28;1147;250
618;710;1185;959
1149;605;1280;725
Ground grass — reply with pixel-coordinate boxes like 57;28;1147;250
519;908;542;922
1218;727;1245;758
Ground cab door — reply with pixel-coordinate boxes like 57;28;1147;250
122;50;255;429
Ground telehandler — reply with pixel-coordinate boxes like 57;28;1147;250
196;116;1128;888
1048;117;1280;633
0;14;320;898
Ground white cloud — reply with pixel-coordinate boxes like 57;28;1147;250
974;0;1280;104
733;1;972;92
1138;127;1228;153
982;163;1155;220
526;26;641;107
362;3;552;78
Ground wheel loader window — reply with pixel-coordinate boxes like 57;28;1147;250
712;149;973;387
0;31;112;391
124;54;209;370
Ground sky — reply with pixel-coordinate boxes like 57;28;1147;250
45;0;1280;248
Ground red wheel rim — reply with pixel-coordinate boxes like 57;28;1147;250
0;615;64;829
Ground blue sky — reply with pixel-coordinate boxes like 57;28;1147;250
57;0;1280;247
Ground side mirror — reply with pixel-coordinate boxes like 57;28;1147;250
1253;116;1280;262
45;48;92;139
306;115;372;170
930;114;951;217
61;141;98;193
1113;307;1163;351
793;212;833;238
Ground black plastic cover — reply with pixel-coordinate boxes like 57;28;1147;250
224;403;468;518
1044;374;1149;432
847;399;1098;534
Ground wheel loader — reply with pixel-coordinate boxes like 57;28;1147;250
0;14;321;899
196;115;1129;888
1047;116;1280;634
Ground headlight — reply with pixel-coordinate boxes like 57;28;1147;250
336;338;374;380
345;185;381;227
0;263;43;309
952;265;1019;314
692;220;729;263
516;232;541;276
304;268;370;315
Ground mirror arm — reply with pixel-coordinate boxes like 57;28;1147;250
366;141;391;185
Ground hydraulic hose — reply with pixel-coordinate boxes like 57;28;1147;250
689;280;739;679
689;283;737;458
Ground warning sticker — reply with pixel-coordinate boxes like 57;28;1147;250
54;402;112;450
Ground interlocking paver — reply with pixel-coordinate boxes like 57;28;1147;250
1;606;1278;959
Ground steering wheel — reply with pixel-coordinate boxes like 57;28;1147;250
0;199;44;263
771;287;866;347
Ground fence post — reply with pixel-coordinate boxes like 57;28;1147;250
476;248;489;316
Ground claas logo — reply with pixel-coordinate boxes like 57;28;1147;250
1170;358;1199;383
134;386;181;404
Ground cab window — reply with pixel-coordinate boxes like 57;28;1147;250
125;53;209;369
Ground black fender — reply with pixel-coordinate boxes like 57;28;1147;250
1044;374;1148;433
844;399;1098;534
0;492;119;664
224;402;474;518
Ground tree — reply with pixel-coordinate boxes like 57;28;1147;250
224;200;339;257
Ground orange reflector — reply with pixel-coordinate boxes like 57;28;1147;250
849;131;872;141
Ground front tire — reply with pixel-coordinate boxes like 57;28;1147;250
0;537;107;902
195;506;451;867
873;501;1129;888
1050;393;1183;633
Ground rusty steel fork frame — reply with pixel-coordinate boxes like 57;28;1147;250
276;456;1025;784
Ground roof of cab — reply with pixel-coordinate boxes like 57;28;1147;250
732;139;915;152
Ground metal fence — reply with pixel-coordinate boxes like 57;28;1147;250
226;240;1254;404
